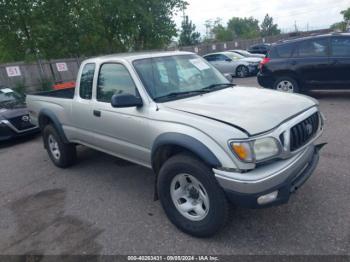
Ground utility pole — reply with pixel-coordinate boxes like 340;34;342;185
294;21;298;32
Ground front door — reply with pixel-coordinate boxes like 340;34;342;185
91;62;150;166
211;54;234;74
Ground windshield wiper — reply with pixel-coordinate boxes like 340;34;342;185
153;90;211;102
201;83;235;91
153;83;235;102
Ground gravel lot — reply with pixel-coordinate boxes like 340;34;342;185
0;77;349;255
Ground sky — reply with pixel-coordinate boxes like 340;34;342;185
175;0;349;36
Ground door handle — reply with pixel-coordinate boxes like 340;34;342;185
93;110;101;117
290;60;297;66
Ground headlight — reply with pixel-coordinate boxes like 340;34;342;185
253;137;280;161
230;137;280;163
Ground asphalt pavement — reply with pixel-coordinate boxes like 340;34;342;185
0;77;349;255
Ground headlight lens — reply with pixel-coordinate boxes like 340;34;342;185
253;137;280;161
230;137;280;163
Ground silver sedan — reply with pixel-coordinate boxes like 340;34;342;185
203;51;262;78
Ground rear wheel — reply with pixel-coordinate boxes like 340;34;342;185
43;125;77;168
236;65;249;78
157;153;229;237
274;77;299;93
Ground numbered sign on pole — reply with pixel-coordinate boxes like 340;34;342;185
6;66;21;77
56;62;68;72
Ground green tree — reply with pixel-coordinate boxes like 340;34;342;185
227;17;260;39
179;15;200;46
0;0;187;62
330;21;347;31
330;7;350;32
341;7;350;22
260;14;280;37
211;18;232;41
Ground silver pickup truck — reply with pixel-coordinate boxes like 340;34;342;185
27;51;325;237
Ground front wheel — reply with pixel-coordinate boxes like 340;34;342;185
274;77;299;93
43;125;77;168
236;65;249;78
157;153;229;237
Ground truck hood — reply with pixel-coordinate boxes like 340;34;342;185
164;86;317;136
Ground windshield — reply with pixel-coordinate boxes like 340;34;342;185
133;54;230;101
0;88;24;107
224;52;244;60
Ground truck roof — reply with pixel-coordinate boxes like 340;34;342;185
83;51;194;64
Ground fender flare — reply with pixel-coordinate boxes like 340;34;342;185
151;132;221;170
38;109;69;143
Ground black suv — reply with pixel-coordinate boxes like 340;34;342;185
257;33;350;93
247;43;271;55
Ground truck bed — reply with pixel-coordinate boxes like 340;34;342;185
30;88;75;99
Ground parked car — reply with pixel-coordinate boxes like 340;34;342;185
203;52;261;77
228;49;265;58
0;87;39;141
258;33;350;93
248;43;271;54
27;51;324;237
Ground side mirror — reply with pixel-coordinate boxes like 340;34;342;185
111;93;143;108
225;58;232;62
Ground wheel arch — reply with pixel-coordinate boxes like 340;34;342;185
38;109;69;143
151;133;221;175
273;70;303;89
151;133;222;201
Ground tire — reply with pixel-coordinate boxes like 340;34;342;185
273;76;300;93
43;125;77;168
157;153;229;237
236;65;249;78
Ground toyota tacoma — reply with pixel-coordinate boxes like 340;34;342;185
26;51;325;237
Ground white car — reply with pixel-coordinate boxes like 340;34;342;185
203;52;262;78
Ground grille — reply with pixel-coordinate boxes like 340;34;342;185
290;112;319;151
8;115;35;131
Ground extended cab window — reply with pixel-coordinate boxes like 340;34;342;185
331;37;350;57
297;38;328;57
79;63;95;99
97;63;137;103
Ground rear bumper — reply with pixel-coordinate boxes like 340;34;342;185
0;120;39;141
213;144;320;208
257;72;275;88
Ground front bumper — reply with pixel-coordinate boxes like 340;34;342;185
214;144;321;208
0;120;39;141
248;65;259;75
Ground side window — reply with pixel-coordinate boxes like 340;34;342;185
97;63;137;103
331;37;350;57
204;55;215;61
79;63;95;99
297;38;328;57
276;43;295;58
216;54;227;61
